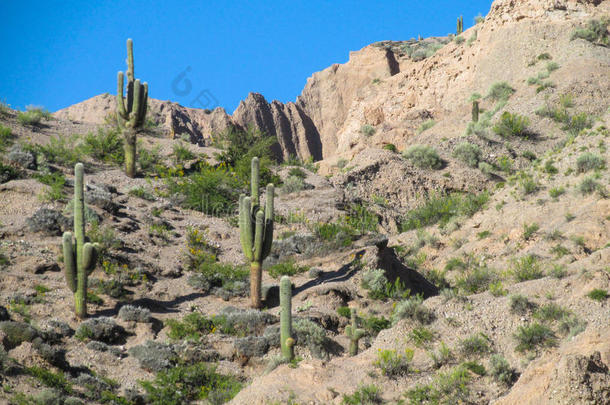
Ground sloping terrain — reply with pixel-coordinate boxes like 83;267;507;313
1;0;609;404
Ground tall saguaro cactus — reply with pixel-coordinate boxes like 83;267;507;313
457;15;464;35
62;163;99;319
239;157;274;308
472;100;480;123
116;38;148;178
280;276;294;362
345;308;365;356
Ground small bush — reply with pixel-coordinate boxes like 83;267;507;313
489;355;516;386
0;125;14;152
570;17;609;46
374;348;414;377
171;141;195;164
409;326;436;348
455;266;497;295
546;61;560;72
403;145;443;169
417;119;436;134
282;175;305;194
458;333;492;357
35;171;66;202
510;254;544;282
522;223;539;240
267;260;308;279
33;135;84;168
576;152;605;173
83;128;124;164
478;161;494;176
405;365;471;404
549;186;565;199
361;269;410;300
391;295;435;325
534;303;570;322
428;342;453;368
510;294;537;315
17;107;50;126
138;145;164;174
514;323;556;352
454;35;465;44
362;315;391;336
383;143;397;152
578;177;603;195
129;186;156;201
452;142;481;168
337;306;351;318
288;167;306;179
360;124;376;137
342;384;383;405
558;314;587;337
587;289;608;302
494;112;531;138
486;82;515;101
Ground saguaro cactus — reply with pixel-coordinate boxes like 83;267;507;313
345;308;365;356
116;38;148;178
472;100;480;123
239;157;274;309
62;163;99;319
457;15;464;35
280;276;294;361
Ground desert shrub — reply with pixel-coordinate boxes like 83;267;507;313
546;61;560;72
282;175;305;194
405;365;471;404
489;355;516;386
83;127;124;164
452;142;481;168
493;112;531;138
543;160;558;174
336;306;351;318
391;295;434;325
455;266;497;294
514;322;556;352
486;82;515;101
403;145;443;169
361;269;410;300
26;366;72;394
570;17;609;46
533;303;570;322
454;35;465;44
587;288;608;302
417;119;436;134
461;360;486;376
288;167;306;179
267;260;308;279
31;135;84;168
0;125;14;152
314;221;357;247
118;305;152;323
428;342;453;369
342;384;383;404
35;171;66;202
517;173;539;195
383;143;397;152
360;124;376;137
578;176;604;195
165;312;216;340
128;186;155;201
576;152;605;173
292;318;333;359
137;144;164;174
510;254;544;282
400;191;489;231
362;315;391;336
458;333;492;357
171;141;195;164
558;314;587;337
409;326;436;348
140;363;242;405
549;186;565;199
0;162;20;184
17;106;51;126
522;223;539;240
509;294;537;315
374;348;414;377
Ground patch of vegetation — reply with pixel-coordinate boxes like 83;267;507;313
570;17;609;46
404;364;471;404
140;362;242;405
383;143;397;153
83;127;124;165
267;260;308;279
522;223;539;240
510;254;544;282
428;342;454;369
486;82;515;102
576;152;605;173
282;175;305;194
374;348;414;377
128;186;156;201
514;322;557;352
409;326;436;348
361;269;410;300
137;144;164;175
458;333;492;358
17;106;51;126
26;366;72;394
549;186;565;200
534;303;570;322
455;266;497;295
579;176;606;196
165;312;224;340
417;119;436;134
587;288;608;302
509;294;537;315
0;125;14;152
403;145;443;169
360;124;376;137
361;315;391;336
391;295;435;325
493;112;531;138
489;355;516;386
342;384;383;405
400;191;489;232
35;171;66;202
171;141;195;164
452;142;481;168
28;135;83;168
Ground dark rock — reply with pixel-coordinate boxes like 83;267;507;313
34;261;60;274
0;306;9;322
26;208;72;236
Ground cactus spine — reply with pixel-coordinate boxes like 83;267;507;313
472;100;479;122
457;15;464;35
117;38;148;178
280;276;294;361
62;163;99;319
239;157;274;308
345;308;365;356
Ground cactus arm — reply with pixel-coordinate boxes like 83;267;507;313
126;39;134;113
280;276;294;361
253;210;264;262
74;163;85;278
472;100;479;123
138;82;148;127
128;79;142;128
346;308;365;355
264;184;274;222
83;242;99;275
261;184;274;259
62;232;77;293
250;157;260;211
117;71;127;120
241;197;254;261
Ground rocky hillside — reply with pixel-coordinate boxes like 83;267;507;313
1;0;609;404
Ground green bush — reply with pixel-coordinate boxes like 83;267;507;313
267;260;308;279
455;266;497;294
336;306;351;318
165;312;217;340
400;191;489;231
360;124;376;136
374;348;414;377
576;152;605;173
493;112;531;138
522;223;539;240
514;322;556;352
362;315;391;336
0;125;13;152
391;295;435;325
282;175;305;194
0;162;20;184
549;186;565;199
403;145;443;169
17;106;51;126
534;303;570;322
138;145;164;174
314;221;356;247
83;128;124;164
405;365;471;404
361;269;410;300
510;254;544;282
140;363;242;405
486;82;515;101
35;171;67;201
383;144;397;153
570;17;609;46
452;142;481;168
409;326;436;348
30;135;84;168
171;141;195;164
288;167;306;179
489;355;516;386
342;384;383;405
587;288;608;302
458;333;492;357
417;119;436;134
579;176;604;195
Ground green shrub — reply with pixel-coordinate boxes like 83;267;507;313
549;186;565;199
558;314;587;337
493;112;530;138
83;128;124;164
405;365;471;404
337;306;351;318
17;106;51;126
455;266;497;294
383;144;397;152
534;303;570;322
140;362;242;405
409;326;436;348
165;312;216;340
576;152;605;173
452;142;481;168
458;333;491;357
514;322;556;352
32;135;84;168
288;167;306;179
578;176;603;195
510;254;544;282
454;35;465;44
522;223;539;240
342;384;383;405
314;221;356;247
267;260;308;279
417;119;436;134
543;160;558;174
461;360;486;375
546;61;560;72
486;82;515;101
138;145;164;174
391;295;434;325
587;288;608;302
0;162;20;184
282;175;305;194
374;348;414;377
0;125;13;152
362;315;391;336
128;186;156;201
26;366;72;394
361;269;410;300
403;145;443;169
171;141;195;164
360;124;376;137
570;17;610;46
510;294;537;315
428;342;453;368
489;355;516;386
478;161;494;176
400;191;489;231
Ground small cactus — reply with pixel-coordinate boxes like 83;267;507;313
472;100;479;122
239;157;274;308
116;38;148;178
457;15;464;35
280;276;294;362
62;163;99;318
345;308;365;356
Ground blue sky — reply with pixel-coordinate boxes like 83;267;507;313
1;1;493;113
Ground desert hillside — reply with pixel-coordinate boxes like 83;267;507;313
1;0;609;404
